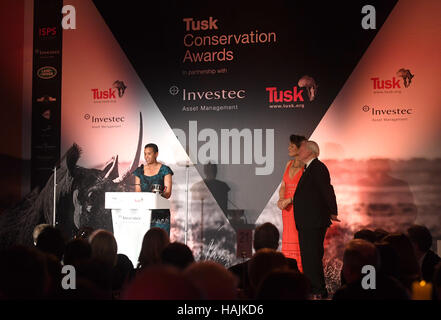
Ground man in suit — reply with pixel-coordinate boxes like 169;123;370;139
293;141;339;298
229;222;299;298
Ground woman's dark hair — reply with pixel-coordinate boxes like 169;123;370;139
407;225;432;252
144;143;159;153
137;227;169;270
289;135;307;148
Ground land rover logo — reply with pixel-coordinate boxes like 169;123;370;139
37;66;57;79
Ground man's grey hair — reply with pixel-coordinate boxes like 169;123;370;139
33;223;51;245
306;141;320;157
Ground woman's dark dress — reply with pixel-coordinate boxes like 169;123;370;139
133;164;173;235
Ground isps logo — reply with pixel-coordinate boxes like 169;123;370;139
371;68;414;92
266;75;317;109
38;27;57;39
91;80;127;103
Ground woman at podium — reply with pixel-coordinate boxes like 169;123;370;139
133;143;173;235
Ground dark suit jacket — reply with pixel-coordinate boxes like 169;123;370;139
228;257;299;298
422;250;441;282
293;158;338;229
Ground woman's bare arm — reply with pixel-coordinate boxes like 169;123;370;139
135;176;141;192
162;174;172;199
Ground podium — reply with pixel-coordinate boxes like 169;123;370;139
105;192;170;266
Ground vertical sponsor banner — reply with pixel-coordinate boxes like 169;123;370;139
307;0;441;281
31;0;63;189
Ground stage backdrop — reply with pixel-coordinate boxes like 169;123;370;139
1;0;440;294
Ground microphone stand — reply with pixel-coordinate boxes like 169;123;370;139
185;161;189;245
53;166;57;227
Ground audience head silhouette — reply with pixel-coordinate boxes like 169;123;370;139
185;261;238;299
256;269;310;300
36;226;66;261
137;227;169;269
63;238;92;267
161;242;195;270
342;239;378;284
89;229;118;268
253;222;280;251
122;265;200;300
354;229;376;243
32;224;50;246
248;248;288;294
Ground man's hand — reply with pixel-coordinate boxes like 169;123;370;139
330;214;340;222
277;198;292;211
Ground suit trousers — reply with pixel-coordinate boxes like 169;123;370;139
297;227;328;295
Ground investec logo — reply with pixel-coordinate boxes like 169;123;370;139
362;105;413;122
91;80;127;103
170;86;245;112
179;88;246;101
83;113;125;129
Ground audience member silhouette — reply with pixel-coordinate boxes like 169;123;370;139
0;245;48;299
407;224;441;282
256;269;310;300
137;227;169;271
89;229;118;269
63;238;92;267
32;223;50;246
375;241;399;280
373;229;389;242
248;248;289;299
44;252;63;298
434;262;441;300
341;228;380;287
185;261;238;299
354;229;376;243
161;242;195;270
75;258;113;296
333;239;409;300
72;229;119;296
383;233;420;290
122;265;201;300
228;222;298;299
35;226;66;261
112;254;135;298
4;217;438;300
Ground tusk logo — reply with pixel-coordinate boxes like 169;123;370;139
396;68;414;88
112;80;127;98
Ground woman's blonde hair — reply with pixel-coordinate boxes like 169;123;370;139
89;229;118;267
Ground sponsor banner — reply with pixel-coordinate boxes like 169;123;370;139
31;0;63;189
92;0;398;228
